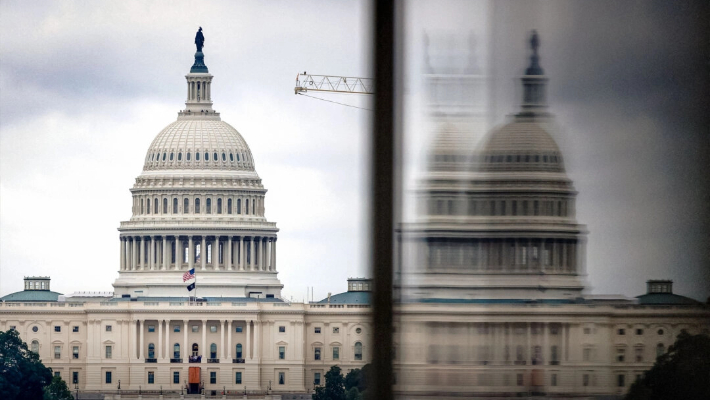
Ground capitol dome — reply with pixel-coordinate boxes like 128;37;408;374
143;119;256;172
114;43;282;299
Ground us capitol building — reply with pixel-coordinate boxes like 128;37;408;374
1;32;708;398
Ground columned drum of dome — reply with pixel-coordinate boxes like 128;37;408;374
405;31;586;301
113;41;282;298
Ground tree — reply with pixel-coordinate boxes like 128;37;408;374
43;376;73;400
344;368;361;391
0;329;54;400
312;365;346;400
625;331;710;400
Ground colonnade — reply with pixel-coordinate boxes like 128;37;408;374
187;77;211;102
131;318;258;363
120;235;276;272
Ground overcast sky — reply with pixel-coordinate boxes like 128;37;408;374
1;0;708;302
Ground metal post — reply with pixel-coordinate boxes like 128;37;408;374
370;1;398;400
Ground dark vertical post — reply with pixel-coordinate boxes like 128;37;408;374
370;0;396;399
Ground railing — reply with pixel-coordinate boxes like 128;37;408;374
550;360;560;365
145;358;157;363
169;302;184;306
273;303;291;307
143;302;160;306
233;358;245;363
170;358;182;363
188;355;202;363
100;302;118;306
232;302;247;306
207;358;220;363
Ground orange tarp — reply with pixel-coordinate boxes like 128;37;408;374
189;367;201;383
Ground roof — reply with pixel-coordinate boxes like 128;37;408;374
636;293;700;305
317;291;370;305
1;290;63;302
110;296;284;303
477;122;566;173
413;298;582;305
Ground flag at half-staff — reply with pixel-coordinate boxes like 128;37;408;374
183;268;195;282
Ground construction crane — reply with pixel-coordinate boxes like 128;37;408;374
294;72;374;95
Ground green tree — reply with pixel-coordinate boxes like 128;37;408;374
43;375;73;400
0;329;54;400
345;386;360;400
344;368;360;391
312;365;346;400
625;331;710;400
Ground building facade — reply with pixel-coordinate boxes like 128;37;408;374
1;33;708;399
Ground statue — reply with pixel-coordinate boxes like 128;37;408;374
195;27;205;52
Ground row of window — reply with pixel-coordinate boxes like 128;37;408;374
483;153;562;165
427;344;559;365
615;344;666;363
617;328;667;336
425;239;578;271
430;197;572;217
136;196;261;216
104;370;247;386
312;326;363;334
312;344;361;361
47;325;112;333
147;150;250;165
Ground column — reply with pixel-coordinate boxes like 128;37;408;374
139;320;144;360
272;238;276;271
246;321;251;360
249;237;255;271
163;236;168;270
151;237;156;270
527;323;531;364
254;320;260;359
183;320;189;360
561;323;567;363
227;321;233;360
140;237;146;270
132;237;137;270
507;323;512;365
543;323;549;365
120;238;126;270
220;320;225;359
262;238;267;271
176;237;182;270
130;320;137;360
166;319;171;360
201;320;207;362
158;319;163;359
188;236;194;271
227;236;233;271
212;237;219;270
201;236;206;271
239;236;245;270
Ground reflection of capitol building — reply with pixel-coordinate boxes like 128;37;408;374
0;33;708;399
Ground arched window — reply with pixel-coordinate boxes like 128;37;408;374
210;343;217;359
214;152;218;161
147;199;151;214
551;345;559;363
31;340;39;353
173;198;178;213
217;198;222;214
237;153;241;161
206;198;212;214
236;343;243;359
184;198;189;214
205;152;209;161
656;343;665;358
148;343;155;359
237;199;242;214
187;152;191;161
178;152;182;161
222;152;226;161
163;198;168;214
253;199;256;215
354;342;363;360
230;153;234;162
195;198;201;214
227;199;232;214
516;345;525;362
141;199;144;214
245;199;250;215
173;343;180;359
154;198;159;214
196;152;200;161
192;343;199;357
170;152;174;161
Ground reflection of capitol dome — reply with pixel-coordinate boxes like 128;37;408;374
142;120;256;173
113;48;282;299
478;122;565;173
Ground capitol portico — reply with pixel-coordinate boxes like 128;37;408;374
1;31;708;399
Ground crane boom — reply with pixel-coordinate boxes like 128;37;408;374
295;72;374;95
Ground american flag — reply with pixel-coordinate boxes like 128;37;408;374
182;268;195;282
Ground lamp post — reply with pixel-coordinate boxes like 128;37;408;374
118;379;121;396
268;380;272;394
74;383;78;400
